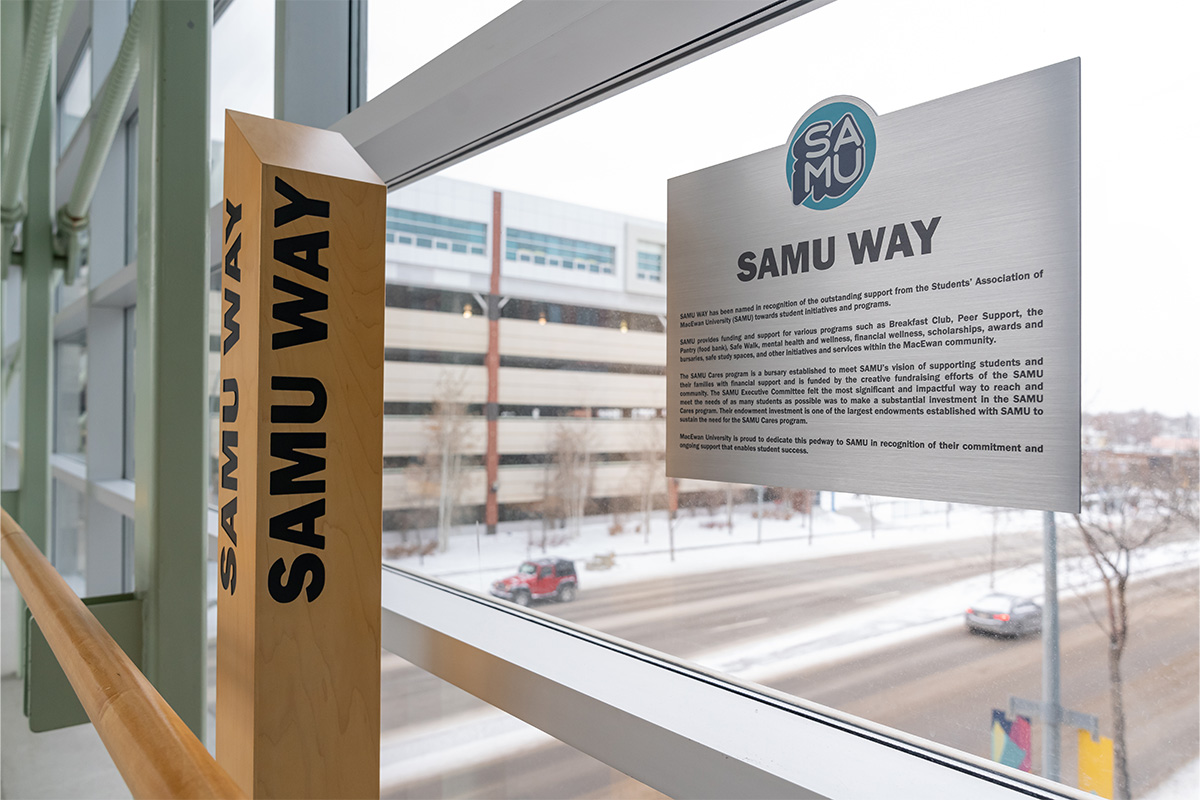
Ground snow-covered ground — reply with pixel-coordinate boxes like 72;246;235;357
1146;759;1200;800
386;496;1036;594
374;495;1200;798
383;495;1197;610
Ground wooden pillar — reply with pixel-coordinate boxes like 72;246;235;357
217;110;384;799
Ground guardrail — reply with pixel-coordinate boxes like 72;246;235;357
1;507;245;799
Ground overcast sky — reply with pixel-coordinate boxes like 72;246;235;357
361;0;1198;418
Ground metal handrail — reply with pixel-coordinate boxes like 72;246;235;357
0;507;245;799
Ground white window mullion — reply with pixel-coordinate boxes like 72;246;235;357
381;567;1089;800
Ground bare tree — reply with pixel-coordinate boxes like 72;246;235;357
1072;448;1198;799
987;506;1011;590
415;371;471;552
629;419;666;544
397;463;433;550
725;483;735;533
543;422;594;540
667;477;677;562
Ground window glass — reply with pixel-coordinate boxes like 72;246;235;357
125;113;138;264
387;208;486;253
1;268;20;465
636;243;664;283
366;1;520;101
124;307;136;479
208;263;221;510
116;515;136;593
370;1;1200;797
52;480;87;587
54;335;87;457
209;0;275;206
2;266;20;349
206;0;272;507
54;261;90;311
59;40;92;158
506;229;615;275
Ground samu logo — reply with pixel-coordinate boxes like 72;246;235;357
786;97;877;210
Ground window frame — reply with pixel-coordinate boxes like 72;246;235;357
382;566;1084;799
343;4;1098;796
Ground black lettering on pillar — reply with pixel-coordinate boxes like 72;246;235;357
267;178;332;603
271;276;327;349
271;179;330;351
274;176;329;227
267;501;327;603
219;376;239;592
224;199;242;246
220;198;242;596
220;547;237;594
269;499;326;550
267;374;328;603
267;553;325;604
223;289;241;353
220;497;237;594
271;376;327;423
221;378;238;423
220;431;238;490
224;232;241;281
275;232;330;281
269;432;326;495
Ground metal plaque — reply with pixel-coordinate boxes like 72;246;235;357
667;60;1080;512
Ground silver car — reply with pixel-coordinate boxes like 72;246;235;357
964;593;1042;636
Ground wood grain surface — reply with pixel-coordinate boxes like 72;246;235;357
218;110;384;799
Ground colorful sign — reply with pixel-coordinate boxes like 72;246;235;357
786;98;878;210
991;709;1033;772
1078;729;1114;798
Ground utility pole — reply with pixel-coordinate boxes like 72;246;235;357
485;191;501;534
1042;510;1062;781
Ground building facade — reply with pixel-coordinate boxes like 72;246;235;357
379;176;678;531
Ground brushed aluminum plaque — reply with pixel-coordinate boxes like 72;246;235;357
667;60;1080;512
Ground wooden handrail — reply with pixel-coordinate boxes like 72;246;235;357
1;507;245;799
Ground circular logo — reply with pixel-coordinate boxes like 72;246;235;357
786;98;877;210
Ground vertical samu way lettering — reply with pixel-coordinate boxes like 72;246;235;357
267;176;331;603
219;199;243;595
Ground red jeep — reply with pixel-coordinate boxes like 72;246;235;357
490;557;578;606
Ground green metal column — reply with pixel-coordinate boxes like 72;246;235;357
133;0;211;738
16;62;56;555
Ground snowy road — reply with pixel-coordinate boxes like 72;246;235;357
377;529;1198;798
